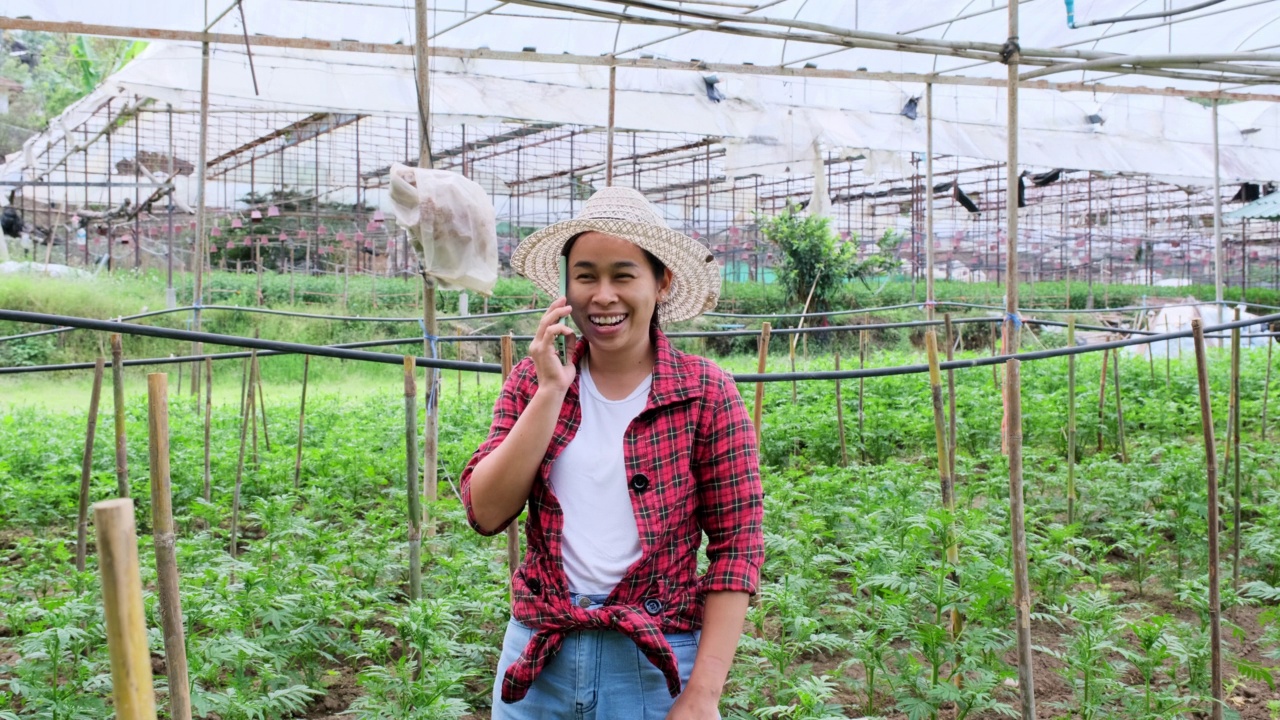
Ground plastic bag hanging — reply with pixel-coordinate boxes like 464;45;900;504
387;163;498;295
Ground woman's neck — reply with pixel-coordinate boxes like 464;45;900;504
585;340;655;400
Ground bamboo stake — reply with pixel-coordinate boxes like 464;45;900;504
93;498;157;720
249;356;259;468
858;329;867;464
789;274;820;403
111;334;129;498
293;355;310;489
944;314;957;477
1112;348;1128;464
1230;311;1241;594
1006;359;1036;720
145;374;191;720
1165;317;1172;396
1191;318;1224;720
202;358;212;503
1096;347;1110;454
423;279;439;539
230;351;256;563
991;323;1000;391
753;322;771;446
1263;338;1272;441
254;353;270;452
76;357;106;573
926;332;961;639
834;349;848;467
404;356;421;601
1066;316;1077;526
501;334;520;576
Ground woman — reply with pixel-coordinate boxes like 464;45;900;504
461;187;764;719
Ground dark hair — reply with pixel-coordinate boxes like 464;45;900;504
561;233;667;281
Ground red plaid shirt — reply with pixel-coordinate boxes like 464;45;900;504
461;328;764;704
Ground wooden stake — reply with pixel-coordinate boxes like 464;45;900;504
76;357;106;573
753;322;771;446
93;498;157;720
254;353;270;452
202;358;212;503
110;334;129;498
926;332;961;639
943;314;957;477
858;329;867;464
404;356;422;601
249;355;259;468
991;322;1000;392
834;350;848;467
1096;347;1110;454
230;351;256;563
1112;348;1128;464
145;374;192;720
1006;359;1037;720
1066;316;1077;526
423;277;439;539
1191;318;1224;720
1229;311;1241;594
501;334;521;576
1262;338;1273;441
293;355;310;489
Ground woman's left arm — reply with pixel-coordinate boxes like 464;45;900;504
667;368;764;719
666;590;749;719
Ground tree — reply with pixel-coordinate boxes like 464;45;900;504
0;32;146;156
757;204;903;310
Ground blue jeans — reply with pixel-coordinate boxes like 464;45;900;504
492;594;703;719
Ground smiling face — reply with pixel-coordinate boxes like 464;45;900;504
565;231;673;360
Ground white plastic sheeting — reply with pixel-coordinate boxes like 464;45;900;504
387;164;498;293
6;0;1280;95
1138;301;1273;357
7;38;1280;212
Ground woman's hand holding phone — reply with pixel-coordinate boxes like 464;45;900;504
529;297;577;396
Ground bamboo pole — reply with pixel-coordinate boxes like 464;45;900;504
1263;338;1273;441
991;323;1000;391
230;351;256;562
501;334;521;576
1230;311;1241;594
417;0;440;542
93;498;157;720
293;355;310;489
76;357;106;573
944;314;957;477
1066;316;1077;526
1191;318;1224;720
926;332;961;639
834;349;848;467
145;374;191;720
858;329;867;464
1097;348;1110;454
191;38;209;400
753;322;771;445
1112;348;1128;464
1006;359;1036;720
111;334;130;498
203;358;212;502
404;356;422;601
925;82;935;322
248;335;260;467
254;353;270;452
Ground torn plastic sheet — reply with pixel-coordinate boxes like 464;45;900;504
387;163;498;295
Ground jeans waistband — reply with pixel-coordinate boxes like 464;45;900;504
569;592;611;609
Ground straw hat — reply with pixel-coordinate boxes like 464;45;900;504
511;187;721;324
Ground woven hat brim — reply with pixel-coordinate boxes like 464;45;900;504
511;218;721;324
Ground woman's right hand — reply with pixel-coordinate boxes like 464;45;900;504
528;297;577;395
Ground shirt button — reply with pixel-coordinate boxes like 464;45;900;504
526;577;542;595
643;598;663;615
629;473;650;493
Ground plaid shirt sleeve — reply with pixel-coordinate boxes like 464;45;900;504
694;367;764;594
460;358;535;537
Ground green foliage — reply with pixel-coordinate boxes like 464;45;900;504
755;205;901;311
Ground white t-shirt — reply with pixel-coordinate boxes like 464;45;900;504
549;358;651;596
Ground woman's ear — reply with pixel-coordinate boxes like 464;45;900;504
658;267;674;301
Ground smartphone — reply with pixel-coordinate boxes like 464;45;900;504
558;255;569;358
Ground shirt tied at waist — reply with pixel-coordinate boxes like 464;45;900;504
500;604;682;703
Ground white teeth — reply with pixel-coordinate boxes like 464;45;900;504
591;315;626;326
